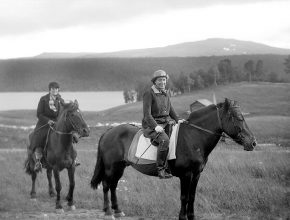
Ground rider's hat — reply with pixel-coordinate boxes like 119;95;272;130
48;81;60;90
151;70;169;83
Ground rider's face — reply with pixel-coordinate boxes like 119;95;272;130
49;87;59;96
155;77;167;90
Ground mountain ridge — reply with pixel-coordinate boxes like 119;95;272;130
35;38;290;59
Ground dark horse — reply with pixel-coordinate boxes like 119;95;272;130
90;98;257;220
25;100;90;211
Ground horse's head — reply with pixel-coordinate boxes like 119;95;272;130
219;98;256;151
60;100;90;138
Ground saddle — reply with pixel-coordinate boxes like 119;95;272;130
127;123;180;165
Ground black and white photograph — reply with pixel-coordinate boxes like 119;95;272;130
0;0;289;219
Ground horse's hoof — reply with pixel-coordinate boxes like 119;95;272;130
30;193;36;199
30;198;37;202
114;211;125;217
104;215;115;220
68;205;76;211
49;191;56;197
55;208;64;214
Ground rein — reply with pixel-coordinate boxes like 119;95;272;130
185;106;228;139
49;125;73;135
49;107;83;136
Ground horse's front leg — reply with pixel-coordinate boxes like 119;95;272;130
47;168;55;197
53;169;63;212
30;171;37;200
179;173;193;220
66;166;76;210
187;174;200;220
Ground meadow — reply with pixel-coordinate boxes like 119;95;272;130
0;82;289;219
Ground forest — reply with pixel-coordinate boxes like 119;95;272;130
0;54;289;92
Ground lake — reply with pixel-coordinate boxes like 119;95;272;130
0;92;125;111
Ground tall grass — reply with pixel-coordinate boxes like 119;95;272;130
0;146;289;219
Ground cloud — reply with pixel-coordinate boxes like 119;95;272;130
0;0;283;36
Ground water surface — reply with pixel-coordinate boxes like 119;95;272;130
0;91;124;111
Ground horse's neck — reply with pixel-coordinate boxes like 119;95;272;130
55;119;71;133
188;108;222;157
54;120;73;149
189;107;221;131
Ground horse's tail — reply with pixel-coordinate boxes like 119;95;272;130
90;133;105;190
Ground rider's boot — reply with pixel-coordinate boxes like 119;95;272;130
156;147;173;179
34;149;43;172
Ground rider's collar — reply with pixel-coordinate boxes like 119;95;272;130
151;85;167;94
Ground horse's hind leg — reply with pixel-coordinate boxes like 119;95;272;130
110;180;125;217
47;168;55;197
53;169;63;212
66;166;76;210
102;179;114;218
110;163;126;217
30;172;37;200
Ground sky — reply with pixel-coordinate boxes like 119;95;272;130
0;0;290;59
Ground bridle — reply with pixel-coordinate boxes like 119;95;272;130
42;105;86;154
49;107;84;136
185;105;243;142
185;106;226;137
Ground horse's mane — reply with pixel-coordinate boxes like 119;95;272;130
187;104;218;121
57;101;78;122
187;99;241;122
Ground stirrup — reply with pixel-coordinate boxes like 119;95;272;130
74;160;81;167
34;161;42;172
158;169;173;179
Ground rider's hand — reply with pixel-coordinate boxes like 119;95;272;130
48;120;55;126
72;133;79;144
155;125;164;133
178;119;186;124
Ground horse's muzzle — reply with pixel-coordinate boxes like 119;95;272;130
81;127;90;137
244;138;257;151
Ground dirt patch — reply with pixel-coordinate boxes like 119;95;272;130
0;209;153;220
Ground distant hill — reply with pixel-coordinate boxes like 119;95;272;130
35;38;290;58
0;55;289;91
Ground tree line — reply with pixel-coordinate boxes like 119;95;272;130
0;55;289;92
124;56;290;103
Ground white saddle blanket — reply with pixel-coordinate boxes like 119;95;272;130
135;123;180;160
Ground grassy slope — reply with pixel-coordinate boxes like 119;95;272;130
85;82;290;123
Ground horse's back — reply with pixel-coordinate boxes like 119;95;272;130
99;124;139;164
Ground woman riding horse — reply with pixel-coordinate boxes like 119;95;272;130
91;98;257;220
142;70;184;179
25;99;90;211
29;81;79;172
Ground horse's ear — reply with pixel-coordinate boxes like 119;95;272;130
233;100;239;107
74;100;79;108
224;98;231;112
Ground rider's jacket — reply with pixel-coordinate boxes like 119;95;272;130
142;85;179;130
35;93;64;129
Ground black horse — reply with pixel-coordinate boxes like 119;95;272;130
91;98;256;220
25;100;90;212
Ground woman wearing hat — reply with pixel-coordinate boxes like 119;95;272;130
142;70;184;179
30;82;79;172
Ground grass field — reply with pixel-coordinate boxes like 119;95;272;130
0;145;289;219
0;82;289;219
